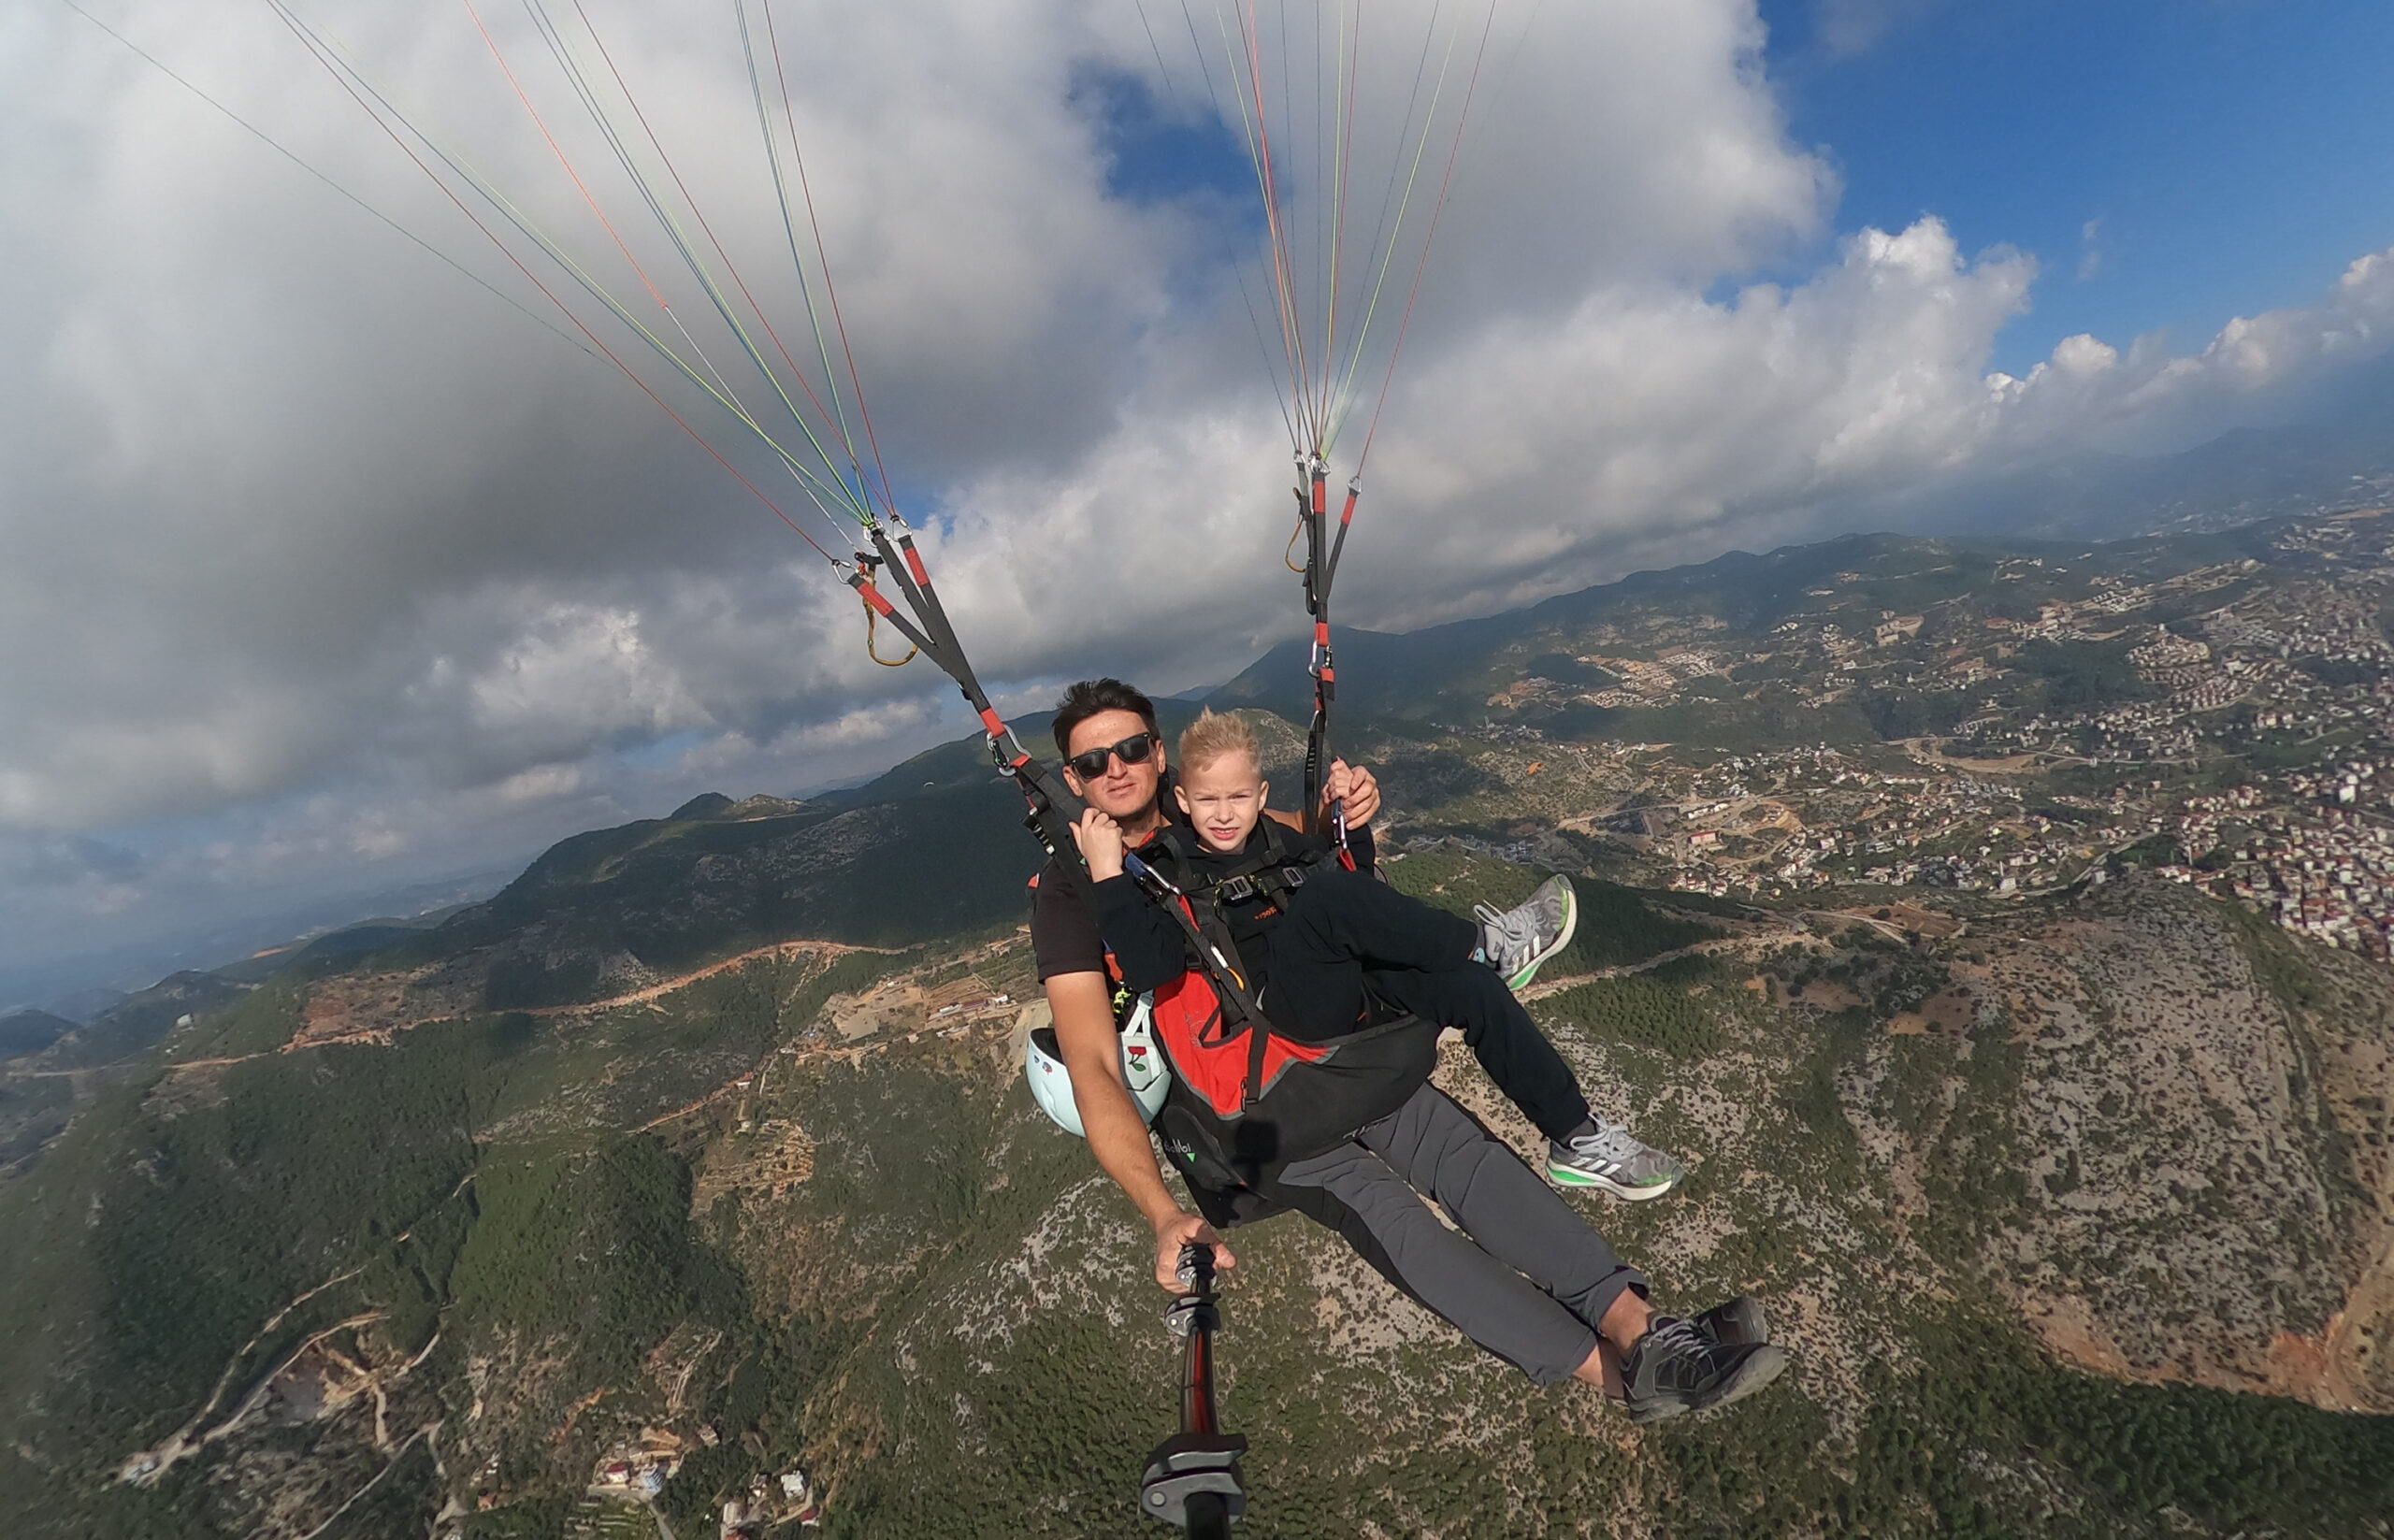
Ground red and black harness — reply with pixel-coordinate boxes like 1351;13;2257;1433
1125;826;1435;1194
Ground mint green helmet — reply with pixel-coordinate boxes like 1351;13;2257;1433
1026;995;1168;1135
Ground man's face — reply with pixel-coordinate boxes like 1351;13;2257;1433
1061;708;1164;822
1175;750;1267;853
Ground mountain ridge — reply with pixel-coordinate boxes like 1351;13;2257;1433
7;508;2394;1536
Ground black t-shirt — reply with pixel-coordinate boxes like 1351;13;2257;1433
1030;854;1109;982
1031;770;1188;986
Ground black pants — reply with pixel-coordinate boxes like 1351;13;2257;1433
1256;867;1593;1142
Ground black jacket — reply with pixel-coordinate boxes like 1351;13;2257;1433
1089;817;1375;1002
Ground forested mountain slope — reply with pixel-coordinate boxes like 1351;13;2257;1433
7;515;2394;1537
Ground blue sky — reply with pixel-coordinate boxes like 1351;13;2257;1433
1755;0;2394;377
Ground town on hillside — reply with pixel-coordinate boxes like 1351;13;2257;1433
1458;504;2394;963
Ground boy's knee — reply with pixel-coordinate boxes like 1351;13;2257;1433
1448;965;1517;1017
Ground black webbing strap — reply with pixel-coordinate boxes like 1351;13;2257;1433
1142;823;1331;910
844;520;1094;901
1296;463;1360;849
1121;853;1271;1034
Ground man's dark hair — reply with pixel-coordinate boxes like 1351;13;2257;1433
1052;678;1159;757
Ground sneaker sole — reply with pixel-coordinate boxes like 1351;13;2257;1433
1547;1164;1683;1201
1627;1344;1789;1424
1505;882;1579;991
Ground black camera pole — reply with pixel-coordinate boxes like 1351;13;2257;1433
1138;1244;1247;1536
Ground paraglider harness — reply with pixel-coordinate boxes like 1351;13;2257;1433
1122;823;1438;1200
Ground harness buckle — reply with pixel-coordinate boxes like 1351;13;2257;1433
1216;874;1256;903
1280;865;1307;890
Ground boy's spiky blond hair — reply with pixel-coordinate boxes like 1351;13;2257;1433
1178;709;1259;776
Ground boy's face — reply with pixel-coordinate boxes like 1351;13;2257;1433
1175;750;1268;853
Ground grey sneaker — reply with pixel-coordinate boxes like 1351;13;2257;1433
1622;1315;1788;1424
1475;875;1578;989
1548;1119;1686;1200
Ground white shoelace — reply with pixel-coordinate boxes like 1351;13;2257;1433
1568;1119;1645;1162
1474;900;1534;962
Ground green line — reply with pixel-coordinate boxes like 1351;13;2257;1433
279;0;863;524
743;0;875;520
537;0;871;523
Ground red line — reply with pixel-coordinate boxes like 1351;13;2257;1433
1325;1;1361;416
458;0;669;311
1240;0;1309;446
568;0;861;478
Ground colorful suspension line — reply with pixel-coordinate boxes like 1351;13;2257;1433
1195;2;1506;837
54;0;592;360
266;0;1101;885
265;0;853;564
454;0;875;533
265;0;863;548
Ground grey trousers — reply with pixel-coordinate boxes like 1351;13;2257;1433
1273;1084;1647;1386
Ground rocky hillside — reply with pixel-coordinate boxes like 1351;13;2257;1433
3;820;2391;1538
8;513;2394;1537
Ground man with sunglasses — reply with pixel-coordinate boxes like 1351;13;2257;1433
1029;682;1686;1262
1028;681;1778;1420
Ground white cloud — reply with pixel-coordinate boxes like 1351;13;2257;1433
1805;0;1937;61
4;0;2391;994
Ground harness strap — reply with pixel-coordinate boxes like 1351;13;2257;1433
1122;854;1271;1036
1144;822;1339;912
848;521;1095;903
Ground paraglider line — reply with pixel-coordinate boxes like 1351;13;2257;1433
267;0;841;562
1354;0;1496;474
54;0;593;360
548;0;873;520
765;0;902;527
457;0;671;313
740;0;879;515
1325;0;1454;454
1131;0;1178;100
302;0;857;527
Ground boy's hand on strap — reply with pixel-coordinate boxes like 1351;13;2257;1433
1323;758;1380;828
1072;806;1127;881
1152;1210;1236;1290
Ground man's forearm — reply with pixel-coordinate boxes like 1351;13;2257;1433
1075;1073;1184;1228
1046;971;1186;1229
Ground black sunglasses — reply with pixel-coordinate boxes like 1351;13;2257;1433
1067;731;1159;781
